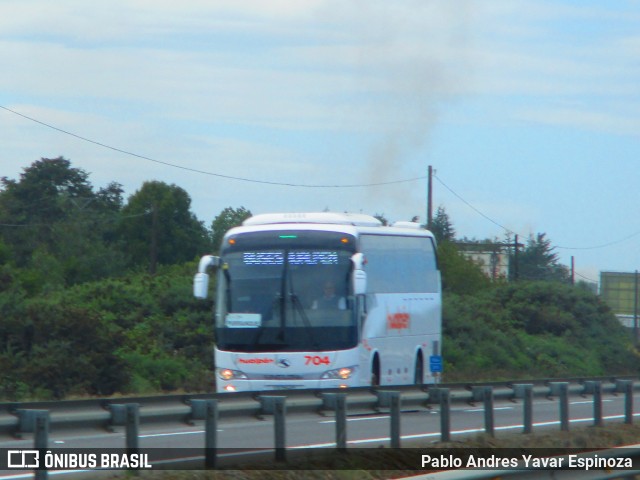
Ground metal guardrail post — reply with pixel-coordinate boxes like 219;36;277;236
33;410;49;480
429;388;451;442
483;386;494;437
523;384;533;434
15;410;49;480
513;384;534;434
440;389;451;442
550;382;570;431
560;383;569;431
375;391;402;448
390;391;401;448
274;396;286;462
320;393;348;452
188;399;218;468
593;381;603;427
108;403;140;451
125;403;140;453
617;380;634;425
205;400;218;469
522;383;533;433
334;393;347;452
34;411;49;480
625;381;634;425
33;409;49;445
259;396;287;462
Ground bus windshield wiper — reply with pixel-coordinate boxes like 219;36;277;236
289;291;319;350
277;250;289;341
288;264;319;350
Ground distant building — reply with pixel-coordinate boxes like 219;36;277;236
458;243;510;281
599;271;639;329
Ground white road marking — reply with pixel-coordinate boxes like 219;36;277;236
464;406;514;413
318;415;390;424
570;399;613;405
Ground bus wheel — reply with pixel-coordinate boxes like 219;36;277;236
371;356;380;387
414;353;424;385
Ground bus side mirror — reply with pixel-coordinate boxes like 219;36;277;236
351;252;365;269
194;273;210;299
351;253;367;295
194;255;220;299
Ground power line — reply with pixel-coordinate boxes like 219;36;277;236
0;105;427;188
556;229;640;251
434;172;640;253
433;173;513;234
5;104;639;253
574;271;599;284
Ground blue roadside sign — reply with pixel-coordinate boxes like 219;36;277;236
429;355;443;373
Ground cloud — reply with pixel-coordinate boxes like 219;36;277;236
0;1;327;42
2;0;640;245
516;106;640;137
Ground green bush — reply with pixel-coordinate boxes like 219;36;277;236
1;253;637;399
443;281;640;381
0;299;127;399
0;262;214;400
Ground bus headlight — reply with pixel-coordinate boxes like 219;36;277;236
217;368;248;380
321;366;357;380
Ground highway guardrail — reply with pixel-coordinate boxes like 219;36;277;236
0;376;637;478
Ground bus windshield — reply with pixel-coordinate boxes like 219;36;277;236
215;231;357;353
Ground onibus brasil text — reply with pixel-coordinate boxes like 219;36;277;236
8;451;151;469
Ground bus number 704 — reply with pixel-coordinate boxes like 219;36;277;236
305;355;330;366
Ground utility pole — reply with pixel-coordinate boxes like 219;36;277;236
427;165;433;230
510;235;526;281
149;203;158;275
571;257;575;285
634;270;639;344
513;234;519;281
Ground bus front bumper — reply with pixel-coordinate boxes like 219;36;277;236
216;377;359;393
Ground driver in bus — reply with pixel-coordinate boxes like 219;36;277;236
312;281;346;310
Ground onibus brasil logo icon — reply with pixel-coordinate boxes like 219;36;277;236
7;450;40;468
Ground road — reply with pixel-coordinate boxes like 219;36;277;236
0;389;637;476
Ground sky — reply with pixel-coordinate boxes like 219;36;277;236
1;0;639;284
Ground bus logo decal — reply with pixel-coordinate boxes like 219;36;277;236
238;358;274;364
387;312;410;330
277;359;291;368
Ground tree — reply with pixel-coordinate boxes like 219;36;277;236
512;233;570;282
430;206;455;244
120;181;210;273
438;241;491;295
0;158;127;286
0;157;94;212
0;157;94;264
211;206;252;252
96;182;125;212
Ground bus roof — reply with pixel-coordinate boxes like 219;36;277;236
243;212;383;227
232;212;436;242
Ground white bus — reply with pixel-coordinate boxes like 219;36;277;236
194;212;441;392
